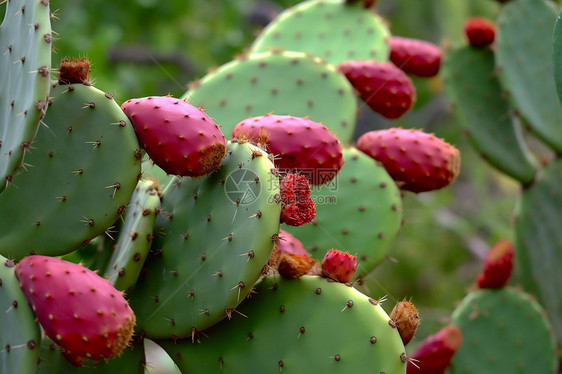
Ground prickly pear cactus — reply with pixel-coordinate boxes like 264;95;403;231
104;179;160;292
0;82;142;260
449;287;557;373
127;140;282;339
35;336;146;374
183;50;357;144
495;0;562;152
442;45;536;184
250;0;390;66
286;147;402;278
0;255;41;374
159;275;407;374
0;0;52;192
515;158;562;345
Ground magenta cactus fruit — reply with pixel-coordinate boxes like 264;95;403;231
476;239;514;289
279;173;316;226
275;229;310;258
231;114;344;185
389;36;442;77
121;96;227;177
15;255;135;366
321;249;358;283
356;128;461;193
464;17;496;48
337;60;416;119
406;325;463;374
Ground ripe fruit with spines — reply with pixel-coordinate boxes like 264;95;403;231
338;60;416;119
279;173;316;226
15;255;136;367
121;95;227;177
463;17;495;48
321;249;358;283
232;114;344;186
406;325;462;374
356;128;461;193
476;239;514;289
389;36;441;77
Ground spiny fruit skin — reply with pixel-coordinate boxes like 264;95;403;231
390;299;419;346
279;173;316;226
476;238;514;289
356;128;461;193
321;249;358;283
337;60;416;119
406;325;463;374
389;36;442;77
15;255;135;367
121;96;227;177
231;114;344;185
464;17;496;48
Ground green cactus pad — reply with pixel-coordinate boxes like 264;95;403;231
160;275;406;374
0;83;142;260
127;141;282;339
0;255;41;374
495;0;562;152
60;234;114;272
442;46;536;184
285;146;402;277
0;0;52;192
105;179;160;292
183;50;357;144
250;0;390;66
450;288;557;373
553;6;562;113
515;157;562;345
35;336;146;374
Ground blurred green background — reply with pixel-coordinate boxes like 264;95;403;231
2;0;529;363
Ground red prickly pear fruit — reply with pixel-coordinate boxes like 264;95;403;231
476;239;514;289
389;36;442;77
407;325;463;374
269;229;319;277
121;96;227;177
464;17;496;48
15;255;136;366
231;114;344;185
321;249;358;283
275;229;311;258
337;60;416;119
390;299;420;346
356;128;461;193
279;173;316;227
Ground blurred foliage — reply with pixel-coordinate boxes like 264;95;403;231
1;0;523;351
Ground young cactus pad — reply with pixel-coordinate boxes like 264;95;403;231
159;275;407;374
450;287;557;373
0;0;52;192
442;45;536;185
250;0;390;66
285;147;402;278
183;50;357;144
0;83;142;260
495;0;562;152
0;255;41;374
127;140;282;339
105;179;161;292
